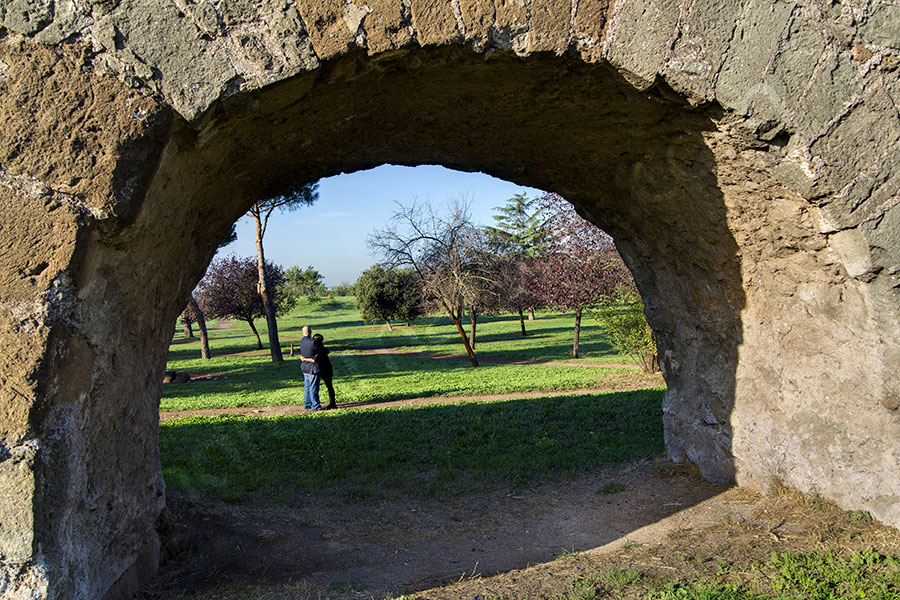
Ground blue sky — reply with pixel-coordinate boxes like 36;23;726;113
221;164;543;286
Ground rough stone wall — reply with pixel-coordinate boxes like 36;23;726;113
629;0;900;521
0;39;173;598
1;0;899;598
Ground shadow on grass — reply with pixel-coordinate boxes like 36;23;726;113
167;339;268;361
160;359;303;408
284;317;368;331
168;310;616;366
475;337;619;362
159;389;667;502
160;347;638;411
336;327;607;356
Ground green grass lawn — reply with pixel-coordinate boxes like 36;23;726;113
162;298;664;502
160;388;665;503
162;298;650;411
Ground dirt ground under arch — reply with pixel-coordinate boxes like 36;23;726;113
144;386;899;600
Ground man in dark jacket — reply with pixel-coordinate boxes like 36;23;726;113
299;325;321;410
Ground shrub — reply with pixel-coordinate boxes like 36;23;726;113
589;287;659;373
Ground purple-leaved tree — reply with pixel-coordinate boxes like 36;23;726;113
531;193;632;358
196;256;294;350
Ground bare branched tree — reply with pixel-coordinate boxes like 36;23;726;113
368;198;495;367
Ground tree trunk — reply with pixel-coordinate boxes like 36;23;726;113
189;294;211;359
247;318;263;349
641;352;660;373
469;307;477;350
451;312;478;367
528;307;535;321
436;296;477;366
385;320;394;331
182;320;194;339
572;306;582;358
254;214;284;362
518;308;527;336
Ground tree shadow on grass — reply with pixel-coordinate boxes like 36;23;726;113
476;337;620;362
281;317;368;331
160;343;636;411
167;337;269;361
338;327;584;353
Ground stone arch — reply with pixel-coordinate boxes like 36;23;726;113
1;1;899;597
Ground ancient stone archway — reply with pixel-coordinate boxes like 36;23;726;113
1;1;899;597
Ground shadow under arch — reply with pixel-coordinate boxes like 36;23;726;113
61;46;747;596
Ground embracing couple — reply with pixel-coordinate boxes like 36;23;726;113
299;325;337;411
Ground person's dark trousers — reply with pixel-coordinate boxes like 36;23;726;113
322;376;336;409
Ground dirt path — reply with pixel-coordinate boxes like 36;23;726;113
141;459;731;598
138;456;899;600
222;344;641;370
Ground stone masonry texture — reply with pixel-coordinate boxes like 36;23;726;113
1;0;899;597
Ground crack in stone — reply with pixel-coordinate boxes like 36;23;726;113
599;0;628;59
784;44;838;129
664;0;694;58
449;0;466;37
400;0;417;44
710;0;748;99
524;0;533;49
798;82;868;158
855;193;900;227
289;7;323;65
569;0;578;46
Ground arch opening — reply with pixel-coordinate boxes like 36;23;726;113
151;159;726;595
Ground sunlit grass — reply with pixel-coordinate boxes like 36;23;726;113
645;548;900;600
162;297;650;411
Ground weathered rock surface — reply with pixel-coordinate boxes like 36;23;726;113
1;0;898;598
